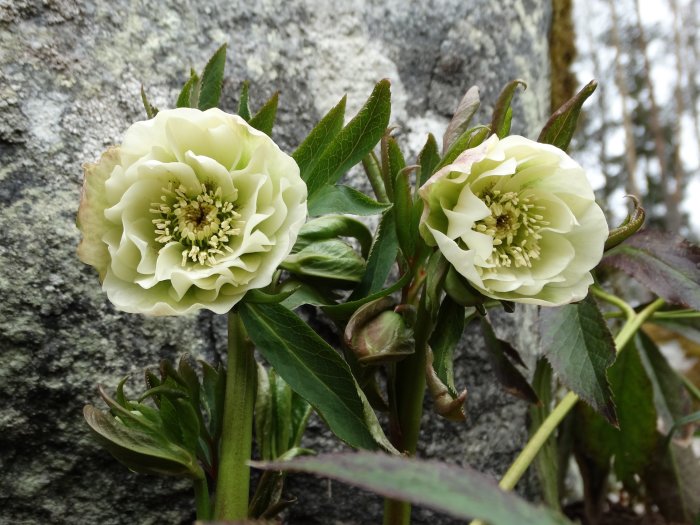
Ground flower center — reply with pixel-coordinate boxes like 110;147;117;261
473;190;548;268
151;182;241;266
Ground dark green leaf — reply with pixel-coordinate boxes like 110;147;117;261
238;80;251;121
394;166;418;259
481;318;538;404
249;91;279;136
433;126;490;174
140;85;158;119
429;297;465;396
294;215;373;258
418;133;440;186
604;195;645;251
279;281;337;310
293;96;347;179
290;393;312;449
387;136;405;182
255;363;274;461
424;251;449;318
176;69;199;108
255;452;573;525
348;209;398;300
537;80;597;151
304;80;391;197
539;294;617;423
281;239;366;283
308;184;392;217
271;371;293;457
529;358;559;509
239;302;397;452
643;436;700;523
201;361;225;439
443;86;480;153
245;287;301;305
637;330;693;438
490;79;526;139
198;44;227;111
84;405;201;478
602;230;700;310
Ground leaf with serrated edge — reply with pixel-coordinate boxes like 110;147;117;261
429;297;465;396
602;230;700;310
239;302;397;453
539;294;617;424
304;80;391;197
254;452;573;525
490;79;526;139
293;96;346;179
238;80;251;121
176;70;199;108
197;44;227;110
537;80;597;151
308;185;391;217
418;133;440;186
443;86;480;153
249;92;279;136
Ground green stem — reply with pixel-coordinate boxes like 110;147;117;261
471;297;666;525
213;310;257;520
384;292;431;525
362;152;390;203
194;476;211;521
590;286;636;320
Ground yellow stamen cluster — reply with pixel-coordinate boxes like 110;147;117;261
151;182;241;266
473;190;548;268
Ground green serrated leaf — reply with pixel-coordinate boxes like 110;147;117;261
293;215;373;258
238;80;251;121
348;209;398;300
198;44;227;111
481;318;538;404
254;452;573;525
281;239;366;283
418;133;440;186
537;80;597;151
239;302;397;453
304;80;391;197
538;294;617;424
394;166;418;259
443;86;480;153
249;91;279;136
602;230;700;310
176;69;200;108
429;296;465;396
140;85;158;119
491;79;526;139
308;184;392;217
293;95;346;179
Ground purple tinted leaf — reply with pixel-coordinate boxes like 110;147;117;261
537;80;597;151
443;86;480;153
602;230;700;310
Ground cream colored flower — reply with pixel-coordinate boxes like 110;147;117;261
77;108;307;315
419;135;608;306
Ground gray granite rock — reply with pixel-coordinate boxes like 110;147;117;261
0;0;551;523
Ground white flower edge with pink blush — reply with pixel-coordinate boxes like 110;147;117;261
419;134;608;306
77;107;307;315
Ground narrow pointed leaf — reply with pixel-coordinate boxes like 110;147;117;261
305;80;391;197
491;79;526;139
602;230;700;310
255;452;573;525
418;133;440;186
293;96;346;178
443;86;480;153
539;294;617;423
481;318;538;403
434;126;490;174
394;166;418;258
293;215;372;258
538;80;597;151
140;85;158;118
308;184;392;217
176;69;199;108
429;297;465;396
238;80;251;121
322;271;411;320
239;302;397;452
348;209;398;300
197;44;227;110
249;91;279;136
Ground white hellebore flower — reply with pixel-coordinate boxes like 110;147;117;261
419;135;608;306
77;108;307;315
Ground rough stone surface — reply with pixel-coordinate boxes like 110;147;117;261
0;0;551;523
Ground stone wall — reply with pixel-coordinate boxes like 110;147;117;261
0;1;551;523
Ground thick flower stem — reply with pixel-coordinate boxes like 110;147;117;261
213;310;256;521
194;476;212;521
384;294;431;525
469;297;665;525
